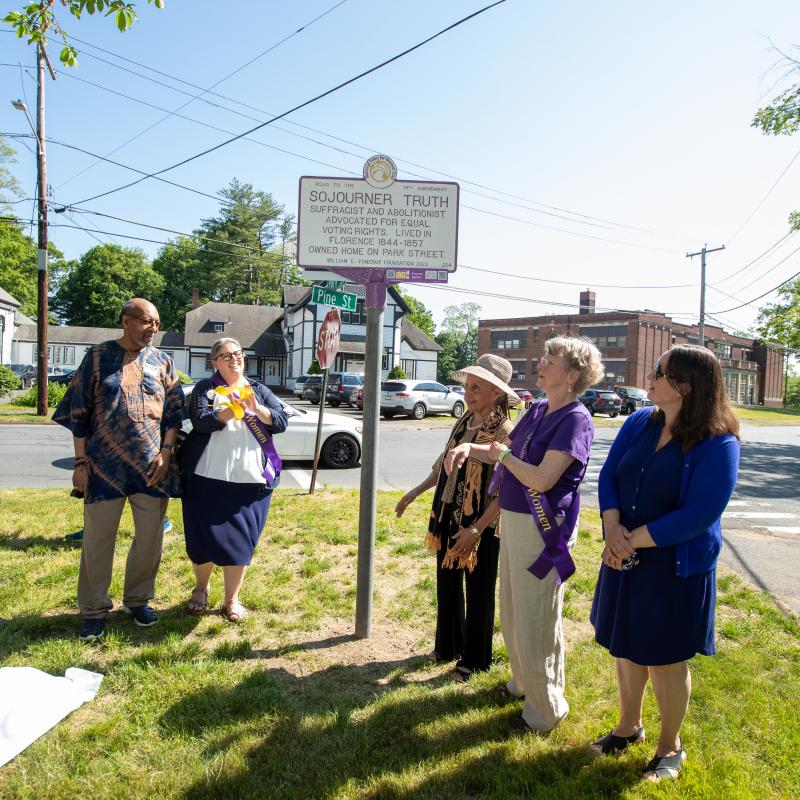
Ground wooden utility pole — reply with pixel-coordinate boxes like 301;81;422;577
35;42;51;416
686;243;725;349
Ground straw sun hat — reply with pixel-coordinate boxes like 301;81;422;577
451;354;521;405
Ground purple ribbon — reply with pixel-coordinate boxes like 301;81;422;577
211;372;282;483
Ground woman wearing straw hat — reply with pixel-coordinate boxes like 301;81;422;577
446;336;603;733
395;354;517;681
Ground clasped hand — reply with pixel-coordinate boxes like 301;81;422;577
602;520;635;571
446;527;479;560
443;441;506;475
146;451;170;487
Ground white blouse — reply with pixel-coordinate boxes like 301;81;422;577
194;388;266;484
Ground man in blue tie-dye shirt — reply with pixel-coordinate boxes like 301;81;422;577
54;298;184;641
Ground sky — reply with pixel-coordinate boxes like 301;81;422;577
1;0;799;336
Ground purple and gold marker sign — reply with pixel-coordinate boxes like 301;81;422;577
297;155;459;283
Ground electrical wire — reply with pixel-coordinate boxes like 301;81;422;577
66;1;510;206
55;0;351;188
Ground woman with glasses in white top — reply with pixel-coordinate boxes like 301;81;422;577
179;338;287;621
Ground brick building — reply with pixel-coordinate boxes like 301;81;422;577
478;290;785;407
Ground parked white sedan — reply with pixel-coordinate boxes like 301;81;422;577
179;385;362;468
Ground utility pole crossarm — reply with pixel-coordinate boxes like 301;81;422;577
686;243;725;350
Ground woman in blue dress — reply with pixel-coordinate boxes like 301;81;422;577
590;345;739;781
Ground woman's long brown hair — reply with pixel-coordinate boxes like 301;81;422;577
651;344;739;451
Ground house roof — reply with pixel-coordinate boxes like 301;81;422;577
401;317;442;351
13;324;185;347
14;310;35;325
0;287;21;308
183;302;286;356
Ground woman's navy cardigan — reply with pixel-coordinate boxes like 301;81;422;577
598;408;740;577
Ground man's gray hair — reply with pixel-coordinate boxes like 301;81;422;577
210;337;242;360
118;299;139;323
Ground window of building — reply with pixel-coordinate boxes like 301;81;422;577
579;325;627;350
161;350;174;360
602;360;627;386
48;345;76;365
716;343;732;359
400;359;416;378
205;356;213;371
212;322;224;333
491;330;527;350
508;360;526;382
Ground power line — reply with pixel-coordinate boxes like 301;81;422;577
67;1;510;206
727;145;800;243
55;0;351;188
708;251;800;313
711;229;795;286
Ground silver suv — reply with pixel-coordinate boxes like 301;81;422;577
381;380;465;420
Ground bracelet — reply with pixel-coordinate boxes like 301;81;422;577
161;444;174;454
497;447;512;463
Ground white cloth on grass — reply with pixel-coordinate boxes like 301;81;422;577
0;666;103;768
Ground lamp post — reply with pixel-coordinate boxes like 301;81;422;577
12;44;49;415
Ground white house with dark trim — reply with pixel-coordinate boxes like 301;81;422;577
0;287;20;365
281;284;441;386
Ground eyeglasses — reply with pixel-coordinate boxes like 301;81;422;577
126;314;161;330
653;362;667;380
215;350;244;362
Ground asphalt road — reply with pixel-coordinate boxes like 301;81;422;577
1;406;798;613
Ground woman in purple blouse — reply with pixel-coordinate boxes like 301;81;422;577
447;336;603;734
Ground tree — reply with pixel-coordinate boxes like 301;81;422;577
0;219;68;318
4;0;163;68
0;136;23;211
151;236;202;330
194;179;301;306
757;277;800;353
434;302;481;382
53;243;163;326
395;287;436;337
752;47;800;232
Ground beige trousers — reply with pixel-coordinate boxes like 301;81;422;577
499;508;575;733
78;493;168;618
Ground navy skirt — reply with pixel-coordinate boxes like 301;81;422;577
590;544;716;666
182;474;272;566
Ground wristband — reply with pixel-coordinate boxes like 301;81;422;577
497;448;512;463
161;444;174;455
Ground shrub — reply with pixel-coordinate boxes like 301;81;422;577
388;365;407;379
307;359;322;375
16;381;68;408
0;365;21;397
176;369;192;385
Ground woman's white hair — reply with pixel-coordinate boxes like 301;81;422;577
210;337;242;360
543;335;605;394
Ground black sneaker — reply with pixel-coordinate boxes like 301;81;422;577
79;618;106;641
123;605;158;627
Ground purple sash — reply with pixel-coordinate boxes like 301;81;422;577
487;401;578;585
211;372;282;483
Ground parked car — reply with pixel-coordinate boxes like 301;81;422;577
49;369;77;385
614;386;653;415
5;363;35;388
512;388;534;408
325;371;364;407
578;389;622;417
179;385;362;468
354;385;364;410
293;375;311;398
380;380;465;420
446;384;465;395
31;365;70;385
301;375;324;403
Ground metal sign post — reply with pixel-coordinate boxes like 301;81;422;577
309;308;341;495
297;155;459;638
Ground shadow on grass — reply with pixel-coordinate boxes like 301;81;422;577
0;531;81;552
0;604;206;657
162;656;640;800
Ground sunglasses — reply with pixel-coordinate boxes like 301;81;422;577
215;350;244;362
653;362;667;380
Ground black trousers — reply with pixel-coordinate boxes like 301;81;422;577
434;531;500;672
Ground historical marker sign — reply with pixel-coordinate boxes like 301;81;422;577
297;170;459;280
316;308;341;370
311;284;358;313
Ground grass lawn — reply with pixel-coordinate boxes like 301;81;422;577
735;406;800;424
0;489;798;799
0;405;56;424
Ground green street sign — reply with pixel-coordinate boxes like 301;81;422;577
312;284;359;312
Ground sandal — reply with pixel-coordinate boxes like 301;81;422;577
643;742;686;781
222;601;249;622
186;588;208;615
449;666;473;683
591;726;645;755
